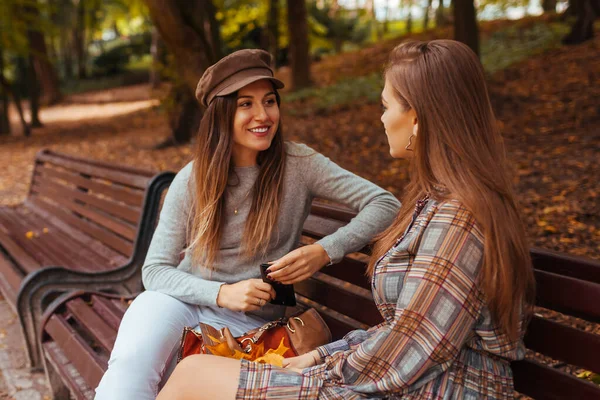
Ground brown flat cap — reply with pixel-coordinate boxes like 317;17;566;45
196;49;285;108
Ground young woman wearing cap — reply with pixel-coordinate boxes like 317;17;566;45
157;40;534;400
94;49;400;399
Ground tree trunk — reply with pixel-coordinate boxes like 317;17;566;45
150;27;161;89
144;0;223;144
424;0;434;29
73;0;87;79
267;0;280;63
562;0;599;44
436;0;447;27
25;2;62;105
286;0;311;90
383;0;391;34
0;74;31;137
407;1;413;34
27;56;43;128
542;0;557;12
0;47;10;135
453;0;480;57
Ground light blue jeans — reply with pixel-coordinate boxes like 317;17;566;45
94;290;267;400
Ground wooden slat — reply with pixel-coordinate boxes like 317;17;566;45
295;272;381;326
37;152;151;189
513;359;600;400
36;149;157;178
32;181;137;241
90;295;127;331
35;165;145;206
33;179;141;225
0;227;41;274
44;314;107;391
43;341;97;400
535;269;600;322
0;255;21;305
322;257;371;290
0;207;87;269
66;298;117;353
310;202;356;223
0;206;111;271
27;197;132;256
295;293;370;338
531;247;600;285
524;316;600;374
24;199;127;264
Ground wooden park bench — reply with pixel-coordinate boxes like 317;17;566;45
0;149;175;369
36;203;600;399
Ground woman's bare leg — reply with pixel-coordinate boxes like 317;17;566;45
157;355;241;400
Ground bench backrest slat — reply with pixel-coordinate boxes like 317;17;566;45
35;151;154;189
27;150;158;259
295;293;370;339
535;269;600;322
36;165;146;207
532;248;600;284
32;178;141;225
524;316;600;374
28;197;133;256
295;272;382;327
513;359;600;399
31;181;138;241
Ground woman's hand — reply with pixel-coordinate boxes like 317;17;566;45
282;350;321;370
216;279;276;312
266;244;330;284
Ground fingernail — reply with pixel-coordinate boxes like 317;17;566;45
267;274;273;280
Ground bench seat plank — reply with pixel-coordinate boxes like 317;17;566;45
66;298;118;353
0;206;114;273
45;314;107;391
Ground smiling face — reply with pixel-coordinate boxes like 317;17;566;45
381;78;418;159
232;79;280;167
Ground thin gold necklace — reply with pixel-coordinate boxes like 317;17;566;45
232;187;253;215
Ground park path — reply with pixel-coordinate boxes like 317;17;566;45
0;295;50;399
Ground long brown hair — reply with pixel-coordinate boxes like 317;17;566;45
187;89;286;268
370;40;534;341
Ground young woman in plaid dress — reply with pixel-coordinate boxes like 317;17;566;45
157;40;535;400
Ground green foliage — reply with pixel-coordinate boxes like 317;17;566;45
481;22;570;74
91;33;150;75
284;73;382;115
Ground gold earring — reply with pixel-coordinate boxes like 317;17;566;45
405;134;416;151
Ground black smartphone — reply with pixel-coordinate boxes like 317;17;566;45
260;263;296;306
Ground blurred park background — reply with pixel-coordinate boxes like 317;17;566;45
0;0;598;260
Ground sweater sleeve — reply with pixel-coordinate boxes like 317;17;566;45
300;148;401;263
141;162;225;306
305;202;485;396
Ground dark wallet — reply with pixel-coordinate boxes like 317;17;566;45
260;263;297;306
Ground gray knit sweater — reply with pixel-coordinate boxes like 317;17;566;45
141;142;400;320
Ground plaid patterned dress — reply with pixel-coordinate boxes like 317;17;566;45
237;199;526;399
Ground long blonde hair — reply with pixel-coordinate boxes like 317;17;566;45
370;40;534;341
187;90;286;268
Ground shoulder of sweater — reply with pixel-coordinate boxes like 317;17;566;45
169;160;195;198
284;141;319;157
